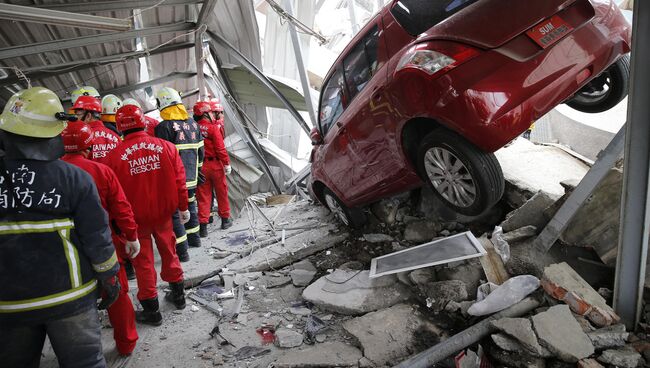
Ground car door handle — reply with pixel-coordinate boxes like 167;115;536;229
336;121;343;128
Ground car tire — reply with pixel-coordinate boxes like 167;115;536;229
416;130;504;216
322;188;366;228
566;54;630;113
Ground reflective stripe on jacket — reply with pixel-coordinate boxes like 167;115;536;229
0;159;118;326
154;118;204;189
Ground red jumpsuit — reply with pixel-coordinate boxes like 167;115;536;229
197;116;230;223
88;120;121;165
107;131;188;301
61;153;139;356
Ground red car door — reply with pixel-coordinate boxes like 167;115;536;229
340;23;407;204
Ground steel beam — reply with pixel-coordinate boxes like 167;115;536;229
0;3;131;31
0;42;194;87
283;0;317;128
0;22;194;60
614;0;650;329
197;0;219;27
207;30;310;135
100;72;196;97
36;0;201;14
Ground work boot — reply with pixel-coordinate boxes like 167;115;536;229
135;298;163;326
165;281;186;309
199;223;208;238
221;217;233;230
177;250;190;263
124;260;136;280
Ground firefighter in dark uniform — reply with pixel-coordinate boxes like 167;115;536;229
154;87;203;261
0;87;120;367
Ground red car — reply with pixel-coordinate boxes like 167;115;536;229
309;0;631;227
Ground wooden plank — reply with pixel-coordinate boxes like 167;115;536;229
478;236;510;285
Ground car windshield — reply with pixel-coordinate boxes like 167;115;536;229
390;0;479;36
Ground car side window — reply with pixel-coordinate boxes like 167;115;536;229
319;68;346;137
343;25;381;101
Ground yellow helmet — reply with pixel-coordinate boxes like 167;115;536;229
0;87;67;138
156;87;182;110
101;94;122;115
70;85;100;105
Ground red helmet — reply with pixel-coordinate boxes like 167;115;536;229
115;104;146;131
193;101;212;117
210;99;223;112
72;95;102;113
61;123;94;152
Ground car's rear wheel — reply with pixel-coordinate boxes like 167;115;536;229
416;130;504;216
566;54;630;113
322;188;366;228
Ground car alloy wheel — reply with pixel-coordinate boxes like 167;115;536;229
566;54;630;113
423;147;477;208
416;129;504;216
324;192;350;226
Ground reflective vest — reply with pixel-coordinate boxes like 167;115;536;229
0;159;118;327
154;118;204;189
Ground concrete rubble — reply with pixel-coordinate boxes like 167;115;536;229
42;151;650;368
302;270;411;315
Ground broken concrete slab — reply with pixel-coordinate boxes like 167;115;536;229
228;228;348;272
491;317;547;357
362;233;394;243
562;167;622;266
408;268;436;286
588;327;629;349
577;359;605;368
501;191;556;233
491;333;528;353
302;270;411;315
542;262;620;326
502;225;538;244
289;259;317;287
436;260;484;296
532;305;595;362
423;280;468;312
403;220;441;243
274;328;303;348
495;138;589;205
273;342;363;368
343;304;441;366
488;346;546;368
597;348;642;368
264;275;292;288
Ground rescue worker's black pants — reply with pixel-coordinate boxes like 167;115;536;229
0;307;105;368
172;188;201;254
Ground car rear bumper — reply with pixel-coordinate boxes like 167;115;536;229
427;0;631;152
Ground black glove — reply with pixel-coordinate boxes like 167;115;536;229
98;275;121;310
198;170;206;185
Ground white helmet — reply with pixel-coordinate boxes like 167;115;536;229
156;87;182;110
101;94;122;115
122;98;141;109
70;86;100;105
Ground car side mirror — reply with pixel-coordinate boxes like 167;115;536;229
310;127;323;145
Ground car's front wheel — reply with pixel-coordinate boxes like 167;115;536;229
566;54;630;113
322;188;366;228
416;130;504;216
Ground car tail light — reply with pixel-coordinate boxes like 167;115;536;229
396;42;480;77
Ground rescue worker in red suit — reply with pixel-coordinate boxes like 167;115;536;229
73;95;121;166
61;124;140;355
107;105;189;325
194;101;232;236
